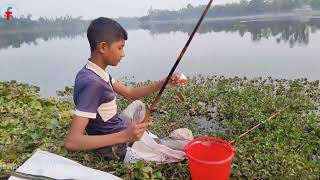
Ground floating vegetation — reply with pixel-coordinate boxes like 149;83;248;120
0;76;319;179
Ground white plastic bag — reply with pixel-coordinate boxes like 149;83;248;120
124;131;187;163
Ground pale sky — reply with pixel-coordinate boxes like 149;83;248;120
0;0;241;20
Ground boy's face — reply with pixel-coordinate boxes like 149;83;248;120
99;39;125;66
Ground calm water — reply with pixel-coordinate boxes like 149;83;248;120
1;18;320;96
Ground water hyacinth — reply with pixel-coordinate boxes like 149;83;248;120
0;76;319;179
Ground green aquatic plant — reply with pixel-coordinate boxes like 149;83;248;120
0;76;319;179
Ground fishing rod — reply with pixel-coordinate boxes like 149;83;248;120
0;171;76;180
230;103;291;144
174;84;304;144
230;93;305;144
143;0;214;123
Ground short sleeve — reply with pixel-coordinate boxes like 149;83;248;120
108;74;116;84
74;82;104;118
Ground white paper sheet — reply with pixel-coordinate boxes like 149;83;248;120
9;149;121;180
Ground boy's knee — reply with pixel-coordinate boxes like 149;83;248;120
133;100;145;108
132;100;145;121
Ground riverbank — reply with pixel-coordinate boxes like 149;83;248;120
0;76;319;179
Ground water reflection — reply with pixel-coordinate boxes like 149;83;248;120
140;18;320;47
1;17;320;50
235;20;315;47
0;18;140;51
1;23;319;97
0;28;86;50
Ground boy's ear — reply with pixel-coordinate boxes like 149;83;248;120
97;42;110;53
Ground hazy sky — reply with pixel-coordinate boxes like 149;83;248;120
1;0;240;19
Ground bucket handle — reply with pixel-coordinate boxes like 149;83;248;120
185;136;235;165
185;136;235;152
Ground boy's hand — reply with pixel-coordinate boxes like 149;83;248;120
124;120;148;143
161;73;180;88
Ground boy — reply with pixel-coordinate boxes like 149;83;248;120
64;17;180;161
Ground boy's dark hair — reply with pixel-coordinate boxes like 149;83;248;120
87;17;128;52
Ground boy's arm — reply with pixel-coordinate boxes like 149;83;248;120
64;115;147;151
112;74;180;100
112;80;161;100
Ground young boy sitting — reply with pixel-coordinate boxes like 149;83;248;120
64;17;186;161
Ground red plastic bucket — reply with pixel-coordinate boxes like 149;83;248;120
185;136;235;180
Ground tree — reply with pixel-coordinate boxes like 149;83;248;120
187;3;194;9
148;6;153;15
27;14;32;20
310;0;320;9
248;0;267;13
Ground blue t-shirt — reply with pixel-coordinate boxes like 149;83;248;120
73;61;127;135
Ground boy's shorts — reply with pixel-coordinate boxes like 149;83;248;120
97;100;191;161
97;143;128;161
97;100;145;161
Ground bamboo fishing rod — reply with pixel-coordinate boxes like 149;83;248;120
175;90;295;144
143;0;214;123
230;94;305;144
230;103;290;144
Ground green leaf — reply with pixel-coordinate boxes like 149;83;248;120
136;160;144;169
30;100;42;111
30;132;39;140
46;119;59;129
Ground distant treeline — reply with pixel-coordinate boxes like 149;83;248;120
0;15;89;32
140;0;320;21
0;15;90;50
0;15;141;50
0;15;141;33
